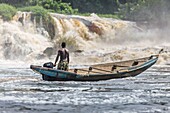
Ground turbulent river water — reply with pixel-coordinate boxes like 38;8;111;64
0;12;170;112
0;63;170;113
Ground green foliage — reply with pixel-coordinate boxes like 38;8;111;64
118;0;167;21
0;3;17;21
57;2;78;14
65;0;118;14
1;0;169;23
25;0;78;14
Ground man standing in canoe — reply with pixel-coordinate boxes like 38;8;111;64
54;42;69;71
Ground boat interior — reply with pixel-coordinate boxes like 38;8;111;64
68;56;154;75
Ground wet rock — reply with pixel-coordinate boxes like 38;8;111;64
88;23;102;35
36;54;46;59
74;49;84;53
43;47;54;57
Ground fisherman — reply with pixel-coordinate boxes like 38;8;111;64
54;42;69;71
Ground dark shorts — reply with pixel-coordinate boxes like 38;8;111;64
57;61;69;71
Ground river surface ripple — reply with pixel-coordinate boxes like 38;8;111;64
0;64;170;113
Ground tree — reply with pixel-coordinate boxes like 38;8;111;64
27;0;78;14
0;3;17;21
118;0;165;20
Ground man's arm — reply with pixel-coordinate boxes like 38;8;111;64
67;52;69;63
54;51;60;66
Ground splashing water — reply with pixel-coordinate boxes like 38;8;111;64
0;12;170;113
50;13;170;65
0;12;170;65
0;12;52;65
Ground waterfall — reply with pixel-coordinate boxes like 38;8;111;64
0;12;169;65
0;12;52;63
50;13;141;51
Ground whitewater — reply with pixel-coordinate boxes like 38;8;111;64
0;12;170;113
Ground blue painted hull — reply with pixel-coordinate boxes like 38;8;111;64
30;56;158;81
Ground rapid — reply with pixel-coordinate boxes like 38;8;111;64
0;12;170;113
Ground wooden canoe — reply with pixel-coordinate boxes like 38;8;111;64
30;55;159;81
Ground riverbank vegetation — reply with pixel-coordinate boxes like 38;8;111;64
0;0;169;53
0;0;169;30
0;3;17;21
0;0;169;21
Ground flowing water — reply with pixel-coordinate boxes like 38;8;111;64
0;64;170;113
0;12;170;113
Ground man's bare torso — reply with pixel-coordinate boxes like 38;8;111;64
58;48;69;62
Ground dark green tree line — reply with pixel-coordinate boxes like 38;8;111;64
0;0;170;24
